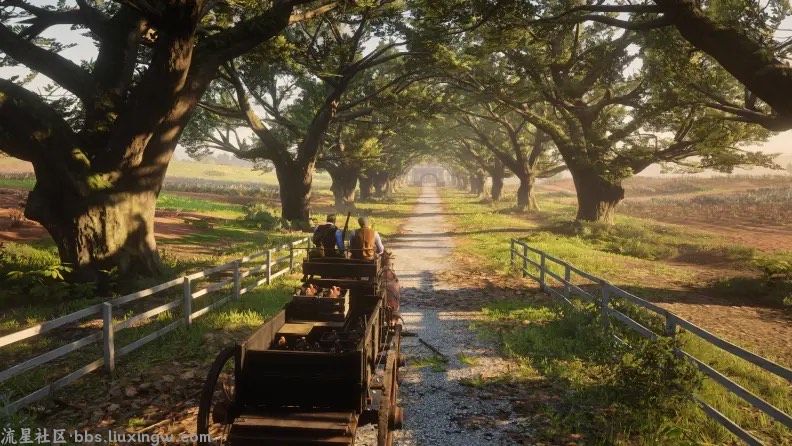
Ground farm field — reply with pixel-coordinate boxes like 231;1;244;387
538;175;792;252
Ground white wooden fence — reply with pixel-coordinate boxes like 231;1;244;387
510;239;792;446
0;237;310;415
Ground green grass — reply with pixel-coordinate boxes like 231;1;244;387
472;297;704;445
0;176;34;190
442;189;792;445
473;296;791;445
0;271;296;413
442;189;791;307
350;188;422;238
156;193;245;218
411;354;449;372
457;352;480;367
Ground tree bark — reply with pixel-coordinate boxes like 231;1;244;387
359;175;373;201
491;169;504;201
25;182;161;282
570;169;624;223
274;160;313;223
470;173;485;196
372;171;388;196
328;167;359;212
515;175;539;212
0;1;304;283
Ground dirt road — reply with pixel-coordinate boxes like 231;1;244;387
355;186;520;445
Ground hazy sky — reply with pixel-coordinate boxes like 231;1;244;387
3;3;792;174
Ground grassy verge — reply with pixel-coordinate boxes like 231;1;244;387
442;189;791;445
2;279;294;429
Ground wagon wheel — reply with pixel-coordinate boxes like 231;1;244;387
198;346;240;446
378;350;399;446
394;325;404;383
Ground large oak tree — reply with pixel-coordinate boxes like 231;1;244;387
182;1;412;221
0;0;335;280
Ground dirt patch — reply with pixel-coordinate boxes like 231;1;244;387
0;189;224;247
626;211;792;253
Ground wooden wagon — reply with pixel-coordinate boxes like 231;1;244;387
197;256;402;445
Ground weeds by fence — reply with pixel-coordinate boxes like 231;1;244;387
0;238;310;415
510;239;792;446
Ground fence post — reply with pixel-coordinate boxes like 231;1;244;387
510;239;515;269
289;243;295;272
266;249;273;285
600;282;610;330
183;276;193;326
564;263;571;299
522;244;528;278
101;302;115;374
233;261;241;300
539;252;546;291
665;315;677;338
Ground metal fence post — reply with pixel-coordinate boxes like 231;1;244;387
539;253;546;291
600;282;610;330
102;302;115;374
522;244;528;278
266;249;272;285
183;276;193;326
289;243;295;272
233;261;241;300
564;263;571;299
510;239;515;269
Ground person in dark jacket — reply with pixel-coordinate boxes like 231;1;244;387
312;214;344;257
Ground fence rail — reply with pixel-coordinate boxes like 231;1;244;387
0;237;310;415
509;239;792;446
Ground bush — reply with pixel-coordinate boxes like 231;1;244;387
610;337;702;420
242;204;282;230
0;243;96;305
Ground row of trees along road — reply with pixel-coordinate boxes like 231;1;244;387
1;0;791;281
181;1;421;221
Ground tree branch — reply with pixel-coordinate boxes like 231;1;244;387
0;23;95;103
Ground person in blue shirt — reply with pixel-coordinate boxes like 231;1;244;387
312;214;345;257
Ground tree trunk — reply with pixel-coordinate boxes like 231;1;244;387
372;172;388;196
359;175;373;201
570;169;624;223
25;183;161;282
490;161;505;201
329;167;359;212
470;173;485;197
274;161;312;223
491;173;504;201
515;175;539;212
458;175;469;191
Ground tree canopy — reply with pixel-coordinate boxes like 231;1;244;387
1;0;788;280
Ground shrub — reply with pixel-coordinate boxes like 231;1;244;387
0;243;96;305
242;204;282;230
610;337;702;420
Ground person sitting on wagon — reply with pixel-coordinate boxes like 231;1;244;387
349;216;384;261
311;214;344;257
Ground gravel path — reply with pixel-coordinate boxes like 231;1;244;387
355;186;521;446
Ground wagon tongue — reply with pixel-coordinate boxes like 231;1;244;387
227;411;359;445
